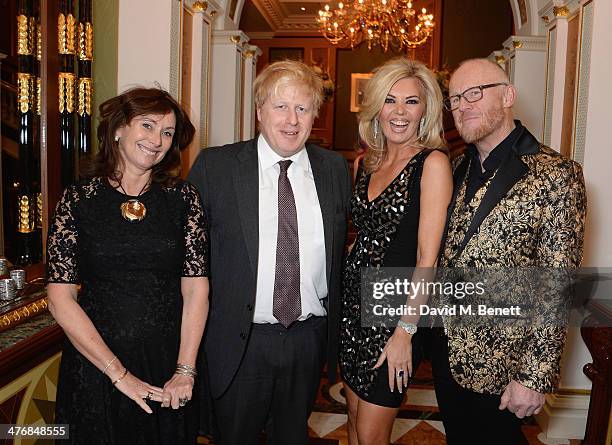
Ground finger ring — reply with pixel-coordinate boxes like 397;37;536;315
179;398;189;407
397;369;405;378
146;391;154;400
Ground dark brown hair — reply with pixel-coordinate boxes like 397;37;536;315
85;87;195;186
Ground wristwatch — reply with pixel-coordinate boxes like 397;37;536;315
397;320;418;335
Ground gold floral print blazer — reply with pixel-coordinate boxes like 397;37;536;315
439;123;587;395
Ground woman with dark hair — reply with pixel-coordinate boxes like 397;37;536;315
46;87;209;444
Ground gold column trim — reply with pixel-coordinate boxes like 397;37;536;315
36;77;41;115
17;15;32;55
29;16;37;54
193;1;208;12
58;14;66;53
229;35;241;44
58;13;77;54
77;77;93;116
553;6;570;17
0;298;49;332
495;55;506;64
67;14;77;53
243;49;256;59
512;40;523;49
78;22;93;60
17;72;34;114
37;21;42;60
59;72;76;113
210;10;217;16
17;195;35;233
541;15;550;24
36;192;43;229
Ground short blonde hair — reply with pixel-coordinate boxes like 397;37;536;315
359;57;446;173
253;59;324;116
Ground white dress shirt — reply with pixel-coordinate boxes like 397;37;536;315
254;134;328;323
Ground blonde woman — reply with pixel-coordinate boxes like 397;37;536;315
339;58;452;444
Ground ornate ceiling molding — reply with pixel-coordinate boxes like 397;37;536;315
251;0;284;30
250;0;324;33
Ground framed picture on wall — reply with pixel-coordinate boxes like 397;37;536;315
269;47;305;63
350;73;373;112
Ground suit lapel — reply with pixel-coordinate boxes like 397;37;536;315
233;139;259;276
438;155;470;260
307;145;334;286
455;125;539;257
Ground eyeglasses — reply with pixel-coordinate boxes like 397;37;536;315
443;82;508;111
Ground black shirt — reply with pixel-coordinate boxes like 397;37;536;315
464;123;523;203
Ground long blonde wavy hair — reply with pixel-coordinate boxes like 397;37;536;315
359;58;446;173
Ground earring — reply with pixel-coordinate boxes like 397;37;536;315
418;118;425;139
114;135;120;142
373;119;379;139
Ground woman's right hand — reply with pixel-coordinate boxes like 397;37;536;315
110;369;165;414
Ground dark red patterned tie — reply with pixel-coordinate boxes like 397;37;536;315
273;160;301;327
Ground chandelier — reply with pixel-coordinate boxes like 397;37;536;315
317;0;434;52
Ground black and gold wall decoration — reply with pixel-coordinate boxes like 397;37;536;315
15;0;42;266
77;0;93;164
58;0;76;187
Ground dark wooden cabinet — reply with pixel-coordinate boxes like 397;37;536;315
581;301;612;445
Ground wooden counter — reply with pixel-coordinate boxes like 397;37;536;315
0;297;64;444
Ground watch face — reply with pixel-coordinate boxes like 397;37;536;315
404;326;417;334
399;321;417;334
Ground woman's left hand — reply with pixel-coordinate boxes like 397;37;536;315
373;329;413;393
162;373;194;409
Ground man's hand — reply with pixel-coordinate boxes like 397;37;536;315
499;380;545;418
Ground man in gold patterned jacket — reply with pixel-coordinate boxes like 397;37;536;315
431;58;587;445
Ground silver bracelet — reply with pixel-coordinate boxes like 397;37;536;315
175;363;197;377
397;320;418;335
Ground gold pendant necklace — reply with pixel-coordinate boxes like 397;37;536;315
113;175;150;223
120;199;147;222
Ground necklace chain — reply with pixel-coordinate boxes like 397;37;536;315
113;174;150;197
112;174;151;223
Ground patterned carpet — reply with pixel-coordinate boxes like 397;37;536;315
198;361;581;445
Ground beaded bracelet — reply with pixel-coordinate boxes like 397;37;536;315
112;368;128;386
103;356;117;375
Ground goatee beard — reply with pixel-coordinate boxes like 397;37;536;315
459;107;505;144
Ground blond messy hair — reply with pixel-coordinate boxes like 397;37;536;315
253;59;324;117
359;57;446;173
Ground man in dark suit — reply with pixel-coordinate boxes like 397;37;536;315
433;58;586;445
188;59;351;445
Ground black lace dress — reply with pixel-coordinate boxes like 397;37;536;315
46;177;208;445
339;149;436;408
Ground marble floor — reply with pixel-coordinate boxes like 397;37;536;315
199;361;582;445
